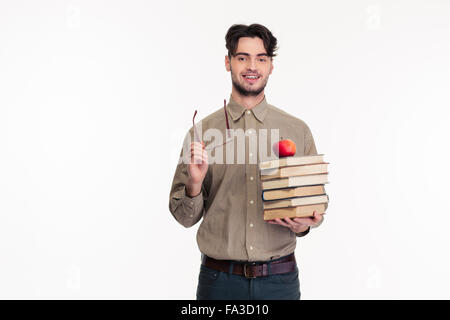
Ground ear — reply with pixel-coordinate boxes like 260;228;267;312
225;55;231;72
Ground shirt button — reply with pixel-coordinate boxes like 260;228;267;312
249;152;253;157
190;214;193;218
250;176;254;181
247;110;251;115
250;246;254;250
250;200;254;204
250;223;254;228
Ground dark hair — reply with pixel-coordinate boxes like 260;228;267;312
225;23;278;60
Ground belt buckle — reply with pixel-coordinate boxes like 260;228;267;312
243;262;257;279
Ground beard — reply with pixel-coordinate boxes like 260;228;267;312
230;66;269;97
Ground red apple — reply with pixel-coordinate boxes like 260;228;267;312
273;139;296;157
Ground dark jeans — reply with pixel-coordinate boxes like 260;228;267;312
196;256;301;300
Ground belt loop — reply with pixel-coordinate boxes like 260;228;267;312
262;263;268;276
228;261;234;275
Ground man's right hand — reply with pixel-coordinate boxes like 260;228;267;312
186;141;209;197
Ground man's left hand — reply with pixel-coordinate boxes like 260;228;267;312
267;211;324;233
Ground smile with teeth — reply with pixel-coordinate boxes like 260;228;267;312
243;75;260;83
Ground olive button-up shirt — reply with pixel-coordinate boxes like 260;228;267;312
169;94;324;262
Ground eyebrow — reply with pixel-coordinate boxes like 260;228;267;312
235;52;269;57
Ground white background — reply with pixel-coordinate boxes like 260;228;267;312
1;0;449;299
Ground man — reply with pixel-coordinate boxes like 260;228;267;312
169;23;325;300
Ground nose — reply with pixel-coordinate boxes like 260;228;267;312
247;57;257;71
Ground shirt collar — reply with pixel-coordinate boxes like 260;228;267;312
226;94;269;123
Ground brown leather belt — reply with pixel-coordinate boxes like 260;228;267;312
202;253;296;279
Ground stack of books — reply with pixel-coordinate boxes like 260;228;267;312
259;154;329;220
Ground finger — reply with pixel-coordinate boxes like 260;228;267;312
274;218;290;227
190;142;200;151
193;148;208;157
197;150;209;160
292;217;313;225
312;211;323;223
268;220;283;226
191;150;206;159
190;142;205;152
191;155;204;164
191;149;204;157
283;217;298;227
191;146;206;155
191;141;204;147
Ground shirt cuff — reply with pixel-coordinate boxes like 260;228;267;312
295;226;310;237
182;187;204;217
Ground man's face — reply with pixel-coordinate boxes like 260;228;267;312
225;37;274;97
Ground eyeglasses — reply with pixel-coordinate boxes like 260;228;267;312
192;99;233;151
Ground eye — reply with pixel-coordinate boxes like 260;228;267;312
259;58;266;62
238;57;245;61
